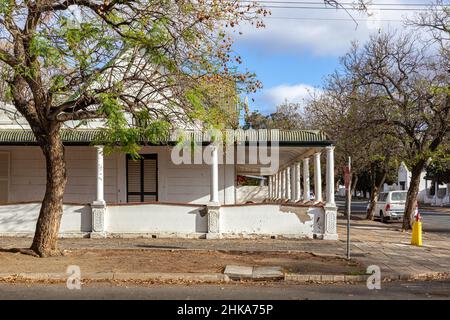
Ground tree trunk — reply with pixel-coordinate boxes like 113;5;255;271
366;187;378;220
344;173;352;217
30;131;67;257
351;175;358;197
366;171;387;221
402;161;426;230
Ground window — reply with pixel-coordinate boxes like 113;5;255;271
391;192;407;202
0;152;9;203
378;193;388;202
126;154;158;202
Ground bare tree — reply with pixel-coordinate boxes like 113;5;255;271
306;71;400;220
343;31;449;229
407;0;449;56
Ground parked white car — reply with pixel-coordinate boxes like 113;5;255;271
367;190;418;223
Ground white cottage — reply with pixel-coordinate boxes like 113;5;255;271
395;162;450;206
0;108;338;240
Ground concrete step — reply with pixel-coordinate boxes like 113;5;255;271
224;265;284;280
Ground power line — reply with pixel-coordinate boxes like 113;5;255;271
237;0;441;10
265;16;404;21
241;1;434;5
252;5;433;11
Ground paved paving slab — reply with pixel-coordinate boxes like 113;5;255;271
223;265;253;280
252;266;284;280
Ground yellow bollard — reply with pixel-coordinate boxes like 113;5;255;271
411;217;422;247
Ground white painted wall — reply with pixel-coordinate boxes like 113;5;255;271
0;203;91;234
106;203;207;234
0;146;118;204
0;145;235;205
0;201;327;239
235;186;268;204
117;146;235;205
220;204;322;238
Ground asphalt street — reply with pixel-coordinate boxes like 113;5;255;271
336;199;450;237
0;280;449;300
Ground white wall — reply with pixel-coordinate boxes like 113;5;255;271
117;146;235;205
1;145;235;205
0;146;118;204
219;204;321;238
106;203;207;234
235;186;268;204
0;201;327;239
0;203;91;234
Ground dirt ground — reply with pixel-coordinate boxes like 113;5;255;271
0;248;364;275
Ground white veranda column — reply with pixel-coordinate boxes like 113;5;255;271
210;145;219;204
91;145;106;238
303;158;310;201
206;144;221;239
290;164;296;201
325;146;335;206
314;152;323;202
281;169;286;199
274;173;277;199
295;162;301;201
95;145;105;205
274;172;278;198
268;176;273;198
323;146;338;240
286;166;291;200
277;171;281;198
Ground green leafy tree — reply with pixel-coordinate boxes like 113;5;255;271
0;0;266;256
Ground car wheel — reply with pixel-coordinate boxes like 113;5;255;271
380;210;386;223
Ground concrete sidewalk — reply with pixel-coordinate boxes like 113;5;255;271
0;216;449;282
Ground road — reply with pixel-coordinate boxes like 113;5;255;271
0;280;449;300
336;198;450;237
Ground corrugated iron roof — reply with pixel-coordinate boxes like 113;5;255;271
0;128;331;145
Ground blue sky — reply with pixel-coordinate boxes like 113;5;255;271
231;0;435;115
234;45;339;114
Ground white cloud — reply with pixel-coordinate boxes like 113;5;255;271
234;0;425;56
263;83;317;105
252;83;322;113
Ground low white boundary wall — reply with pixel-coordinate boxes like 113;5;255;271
220;204;323;239
106;203;207;235
0;202;329;239
0;202;91;236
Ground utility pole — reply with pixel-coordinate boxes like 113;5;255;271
345;157;352;260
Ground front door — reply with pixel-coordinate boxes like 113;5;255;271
126;154;158;202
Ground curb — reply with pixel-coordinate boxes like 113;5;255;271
0;272;230;283
0;271;448;284
285;271;450;283
285;274;367;283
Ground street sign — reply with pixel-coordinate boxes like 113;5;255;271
344;166;350;189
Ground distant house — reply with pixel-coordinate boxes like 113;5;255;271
0;104;339;240
384;162;450;206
